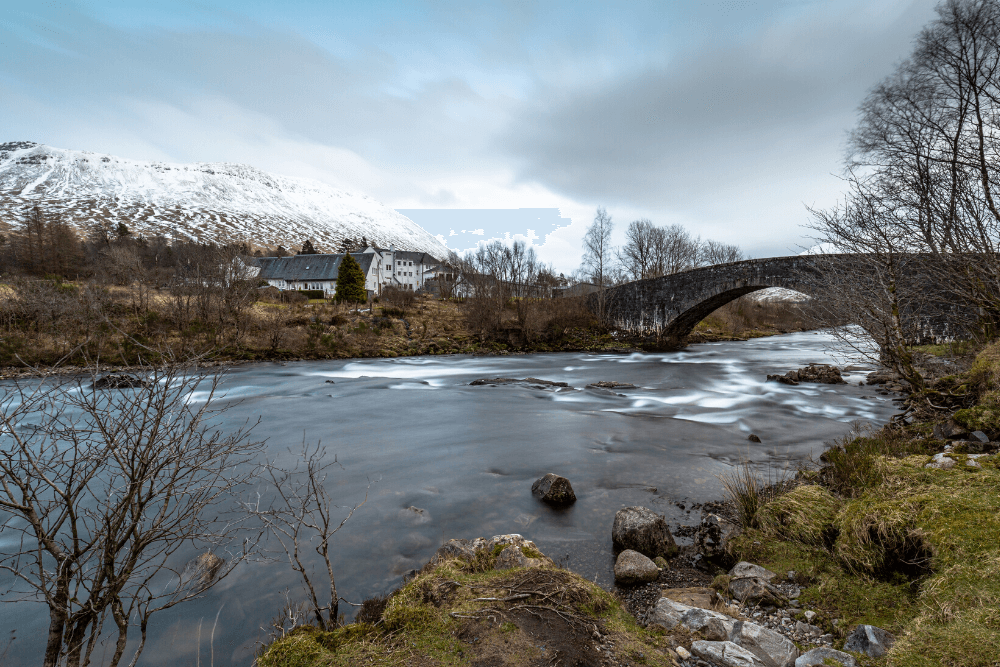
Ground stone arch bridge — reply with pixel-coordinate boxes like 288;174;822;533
592;254;964;343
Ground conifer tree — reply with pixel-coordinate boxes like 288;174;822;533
335;253;366;303
299;240;317;255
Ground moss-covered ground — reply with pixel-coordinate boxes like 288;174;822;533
257;555;682;667
726;342;1000;667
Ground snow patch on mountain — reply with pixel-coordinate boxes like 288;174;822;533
0;141;448;257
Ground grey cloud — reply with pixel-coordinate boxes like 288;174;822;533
502;1;939;211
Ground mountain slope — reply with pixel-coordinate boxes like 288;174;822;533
0;141;448;257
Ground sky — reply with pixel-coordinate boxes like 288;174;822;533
1;0;942;272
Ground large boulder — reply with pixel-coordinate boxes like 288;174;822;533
733;621;799;667
612;506;678;559
795;647;858;667
614;549;660;585
843;624;894;658
691;641;768;667
531;473;576;505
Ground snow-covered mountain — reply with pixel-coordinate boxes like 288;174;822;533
0;141;448;257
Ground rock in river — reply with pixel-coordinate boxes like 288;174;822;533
531;473;576;505
612;506;679;559
767;364;846;386
614;549;659;585
91;373;150;389
469;377;569;388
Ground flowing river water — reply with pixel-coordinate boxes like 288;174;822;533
0;331;900;666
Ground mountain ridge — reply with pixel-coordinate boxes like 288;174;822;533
0;141;448;257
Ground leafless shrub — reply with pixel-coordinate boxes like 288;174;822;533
0;364;263;667
257;443;373;631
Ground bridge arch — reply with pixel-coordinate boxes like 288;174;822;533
596;257;816;340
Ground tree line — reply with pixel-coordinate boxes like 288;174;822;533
581;207;743;288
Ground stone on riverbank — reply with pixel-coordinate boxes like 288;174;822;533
843;624;894;657
614;549;660;584
587;380;637;389
660;587;718;609
531;473;576;505
692;640;766;667
612;506;679;559
728;576;788;606
795;647;857;667
730;561;777;582
696;513;741;568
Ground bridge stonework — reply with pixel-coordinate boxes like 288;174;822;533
599;257;813;339
595;255;966;343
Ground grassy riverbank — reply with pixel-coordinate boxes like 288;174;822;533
0;280;807;373
723;341;1000;666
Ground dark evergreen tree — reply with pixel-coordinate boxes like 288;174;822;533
335;253;366;303
116;222;131;238
299;240;317;255
275;245;288;257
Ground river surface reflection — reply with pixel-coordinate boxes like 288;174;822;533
0;331;899;665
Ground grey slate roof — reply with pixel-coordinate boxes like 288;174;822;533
393;251;437;265
254;253;374;281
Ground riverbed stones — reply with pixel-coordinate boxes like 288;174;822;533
612;506;679;559
614;549;660;584
795;647;857;667
730;562;777;582
748;433;762;443
649;597;799;666
972;430;990;443
843;624;895;657
531;473;576;505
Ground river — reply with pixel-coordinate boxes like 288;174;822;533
0;331;899;666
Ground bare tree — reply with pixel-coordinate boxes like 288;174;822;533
619;219;659;281
581;207;615;319
0;365;263;667
699;240;744;266
257;444;371;631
